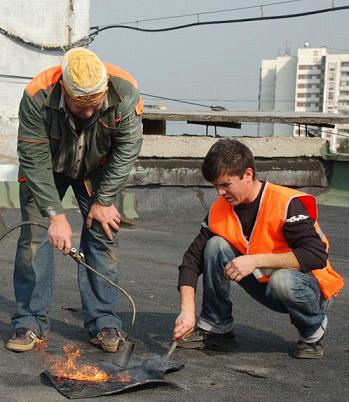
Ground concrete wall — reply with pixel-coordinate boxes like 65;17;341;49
0;136;330;211
0;0;90;164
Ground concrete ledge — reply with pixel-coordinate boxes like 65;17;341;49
129;158;329;188
0;158;329;210
140;136;326;158
0;136;332;212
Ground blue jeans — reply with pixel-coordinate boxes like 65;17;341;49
197;236;327;339
12;173;122;337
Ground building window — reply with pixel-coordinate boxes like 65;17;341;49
297;102;305;107
298;74;306;79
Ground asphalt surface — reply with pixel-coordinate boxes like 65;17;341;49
0;187;348;402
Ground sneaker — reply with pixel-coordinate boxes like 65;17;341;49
6;328;40;352
177;328;237;352
292;336;324;359
90;327;121;352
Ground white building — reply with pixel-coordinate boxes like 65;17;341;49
260;46;349;144
259;56;297;136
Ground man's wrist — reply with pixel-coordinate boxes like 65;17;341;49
49;213;67;223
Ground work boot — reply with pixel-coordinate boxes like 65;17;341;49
204;330;238;353
178;328;237;352
90;327;121;352
292;336;324;359
6;328;40;352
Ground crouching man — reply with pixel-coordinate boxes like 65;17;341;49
173;139;344;358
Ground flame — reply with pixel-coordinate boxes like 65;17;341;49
48;343;111;382
34;339;48;351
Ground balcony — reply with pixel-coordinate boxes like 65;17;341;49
297;87;321;93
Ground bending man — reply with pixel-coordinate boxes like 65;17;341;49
6;48;143;353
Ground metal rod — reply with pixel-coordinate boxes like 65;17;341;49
69;248;137;338
165;341;178;360
0;221;136;339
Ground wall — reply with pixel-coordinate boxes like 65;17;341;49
0;0;90;166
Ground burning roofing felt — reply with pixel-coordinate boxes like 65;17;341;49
46;343;113;383
39;343;183;399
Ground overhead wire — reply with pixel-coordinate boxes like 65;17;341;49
109;0;307;26
88;5;349;35
0;4;349;50
1;72;349;113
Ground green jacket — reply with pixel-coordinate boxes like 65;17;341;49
17;64;143;217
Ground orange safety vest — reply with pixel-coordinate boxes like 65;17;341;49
208;182;344;300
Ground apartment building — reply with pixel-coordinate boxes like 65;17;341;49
260;46;349;144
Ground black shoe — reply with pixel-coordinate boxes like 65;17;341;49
177;328;237;352
292;336;324;359
90;328;122;353
204;330;238;353
177;328;205;349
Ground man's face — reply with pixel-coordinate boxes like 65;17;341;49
64;95;105;120
212;169;254;206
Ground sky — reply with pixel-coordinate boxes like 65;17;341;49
89;0;349;135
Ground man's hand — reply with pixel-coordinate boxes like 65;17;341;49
224;255;258;282
173;310;196;341
173;285;196;340
86;203;121;240
48;214;72;255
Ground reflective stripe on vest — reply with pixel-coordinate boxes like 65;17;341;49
208;182;344;300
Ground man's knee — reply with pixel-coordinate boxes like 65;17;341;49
204;236;233;260
267;269;296;301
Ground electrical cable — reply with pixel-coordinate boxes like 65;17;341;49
0;26;93;52
110;0;307;26
0;221;136;337
89;5;349;35
2;70;347;112
1;4;349;50
142;92;215;109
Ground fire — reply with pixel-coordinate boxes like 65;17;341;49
48;343;111;382
34;339;48;351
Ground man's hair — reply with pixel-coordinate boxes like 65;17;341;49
201;138;257;182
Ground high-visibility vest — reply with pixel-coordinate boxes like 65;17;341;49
208;182;344;300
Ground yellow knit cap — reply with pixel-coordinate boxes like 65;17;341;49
61;47;108;100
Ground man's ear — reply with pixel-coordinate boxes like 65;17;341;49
244;167;254;182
